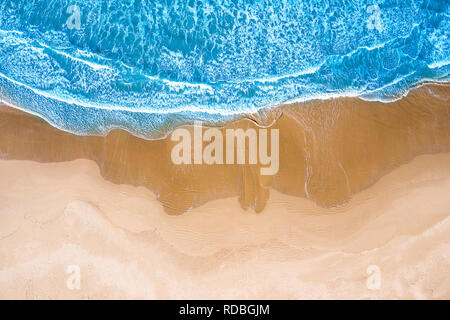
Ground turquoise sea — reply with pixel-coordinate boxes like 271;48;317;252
0;0;448;138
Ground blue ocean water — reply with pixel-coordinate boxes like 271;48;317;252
0;0;448;138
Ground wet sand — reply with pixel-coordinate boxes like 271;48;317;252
0;83;449;299
0;84;448;214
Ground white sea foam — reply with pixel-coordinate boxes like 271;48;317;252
428;60;450;69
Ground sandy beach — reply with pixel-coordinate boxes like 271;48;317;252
0;154;449;299
0;83;449;299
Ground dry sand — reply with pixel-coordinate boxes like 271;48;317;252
0;153;449;299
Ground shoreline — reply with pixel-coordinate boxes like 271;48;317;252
1;80;449;141
0;83;448;214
